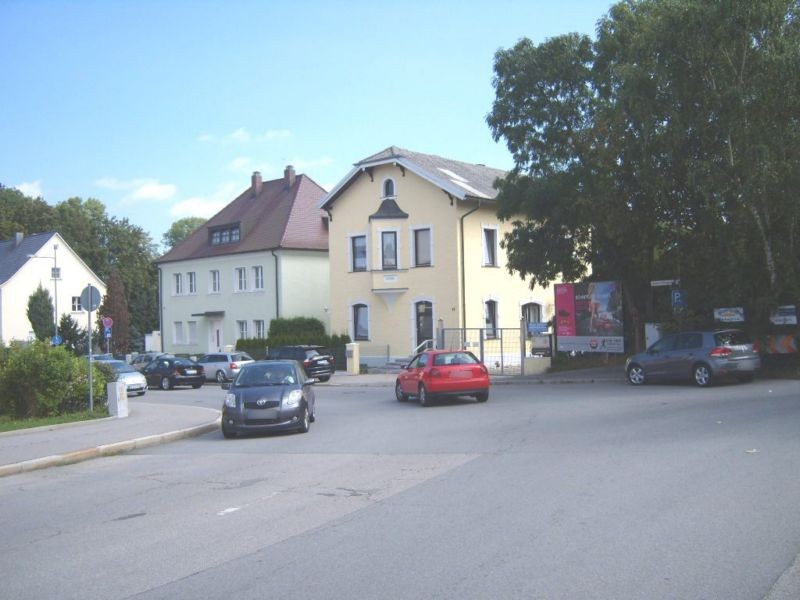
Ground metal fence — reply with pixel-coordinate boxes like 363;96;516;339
438;328;525;375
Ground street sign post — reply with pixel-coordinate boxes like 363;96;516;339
81;284;101;412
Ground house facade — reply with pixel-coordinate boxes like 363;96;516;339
155;166;329;355
319;146;556;366
0;231;106;344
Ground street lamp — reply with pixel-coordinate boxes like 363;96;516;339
27;244;59;341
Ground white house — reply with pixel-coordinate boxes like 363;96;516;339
0;231;106;344
154;166;329;355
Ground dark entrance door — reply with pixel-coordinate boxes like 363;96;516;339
415;301;433;349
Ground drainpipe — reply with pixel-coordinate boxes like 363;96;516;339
271;250;280;319
459;200;481;330
157;266;163;351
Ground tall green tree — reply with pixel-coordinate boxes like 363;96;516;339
162;217;206;250
0;184;55;238
27;284;55;341
58;314;87;355
97;269;131;354
488;0;800;349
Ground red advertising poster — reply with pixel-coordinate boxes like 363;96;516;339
554;281;625;353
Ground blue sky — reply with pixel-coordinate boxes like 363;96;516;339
1;0;614;249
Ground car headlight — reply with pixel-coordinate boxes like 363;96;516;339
224;393;237;408
282;389;302;408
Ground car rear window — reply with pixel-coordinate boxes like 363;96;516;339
715;330;751;346
433;352;479;366
305;350;320;358
175;359;196;367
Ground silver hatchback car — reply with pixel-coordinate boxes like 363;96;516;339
625;329;761;387
196;352;255;383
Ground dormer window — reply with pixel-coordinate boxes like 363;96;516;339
210;224;241;246
382;178;395;199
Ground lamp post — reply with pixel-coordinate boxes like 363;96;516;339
27;244;59;341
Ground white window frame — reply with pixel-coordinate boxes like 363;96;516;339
209;269;221;293
174;273;183;295
187;272;197;295
187;321;198;344
253;266;264;290
254;319;266;338
236;320;248;339
484;298;499;338
381;177;396;199
411;225;433;267
173;321;185;344
379;228;400;271
348;233;368;273
71;296;82;312
350;301;370;341
482;225;499;267
235;267;247;292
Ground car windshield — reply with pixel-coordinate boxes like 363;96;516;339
715;330;751;346
175;359;196;367
109;362;136;373
236;364;296;387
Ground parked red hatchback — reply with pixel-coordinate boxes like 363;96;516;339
395;350;490;406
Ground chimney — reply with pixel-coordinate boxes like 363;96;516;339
251;171;262;195
14;232;24;246
284;165;296;188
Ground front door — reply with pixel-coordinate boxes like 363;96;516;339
415;301;433;349
209;319;223;352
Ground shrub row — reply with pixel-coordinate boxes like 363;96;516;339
0;342;108;418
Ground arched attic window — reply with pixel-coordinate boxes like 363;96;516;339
382;178;395;199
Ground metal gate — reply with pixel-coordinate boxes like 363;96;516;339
438;328;524;375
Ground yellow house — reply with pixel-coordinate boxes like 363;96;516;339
319;146;556;367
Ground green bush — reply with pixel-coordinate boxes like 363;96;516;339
0;342;108;418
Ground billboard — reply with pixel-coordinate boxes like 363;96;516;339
554;281;624;353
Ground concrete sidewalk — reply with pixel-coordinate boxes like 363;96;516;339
0;366;623;478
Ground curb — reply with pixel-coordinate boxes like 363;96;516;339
0;417;220;478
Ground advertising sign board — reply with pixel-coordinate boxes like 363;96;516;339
770;305;797;326
554;281;624;353
713;307;745;323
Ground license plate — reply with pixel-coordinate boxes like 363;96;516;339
318;360;329;365
185;369;196;375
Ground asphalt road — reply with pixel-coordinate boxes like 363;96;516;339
2;379;799;599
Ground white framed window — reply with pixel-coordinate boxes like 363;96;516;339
235;267;247;292
236;320;248;339
188;272;197;294
209;270;221;293
484;300;498;338
522;302;542;325
382;178;396;199
350;234;367;272
187;321;198;344
253;266;264;290
482;226;499;267
173;321;185;344
174;273;183;295
352;303;369;341
254;319;266;338
381;230;398;270
71;296;82;311
412;227;432;267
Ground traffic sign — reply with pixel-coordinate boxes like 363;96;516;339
102;316;114;328
104;326;112;338
80;285;101;311
52;335;63;346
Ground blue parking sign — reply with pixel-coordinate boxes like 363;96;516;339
672;290;686;311
104;326;112;338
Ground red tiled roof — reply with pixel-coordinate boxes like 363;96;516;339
156;173;328;264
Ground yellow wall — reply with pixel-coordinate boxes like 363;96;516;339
328;164;555;365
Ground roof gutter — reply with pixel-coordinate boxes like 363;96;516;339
459;198;481;330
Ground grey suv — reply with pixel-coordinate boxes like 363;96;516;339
625;329;761;387
196;352;255;383
266;346;334;382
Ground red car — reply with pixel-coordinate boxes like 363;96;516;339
395;350;490;406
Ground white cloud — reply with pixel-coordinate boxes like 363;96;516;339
94;177;178;202
169;181;241;220
258;129;292;140
227;127;251;143
227;156;254;173
15;180;43;198
195;128;293;145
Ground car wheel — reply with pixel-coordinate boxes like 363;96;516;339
192;382;203;389
216;370;227;383
475;391;489;403
418;384;431;407
297;406;310;433
160;376;172;391
395;381;408;402
138;391;146;396
222;426;236;439
693;363;713;387
627;364;646;385
318;375;330;382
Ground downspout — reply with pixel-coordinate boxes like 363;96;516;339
271;250;280;319
157;266;163;351
459;199;481;330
